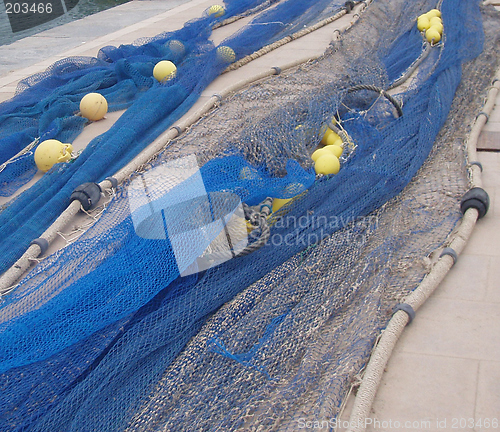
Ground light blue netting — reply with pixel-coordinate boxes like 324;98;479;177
0;0;498;430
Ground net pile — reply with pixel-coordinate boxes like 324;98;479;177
0;0;347;275
0;0;499;431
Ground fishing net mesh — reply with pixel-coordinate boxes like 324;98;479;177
124;6;500;431
0;0;345;274
0;0;499;431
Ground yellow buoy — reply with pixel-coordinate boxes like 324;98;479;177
216;46;236;63
320;126;333;145
80;93;108;121
208;4;225;17
34;139;73;172
324;144;343;158
427;9;441;18
319;116;340;142
319;121;335;142
153;60;177;82
429;16;442;26
311;148;331;162
272;198;292;213
430;22;443;35
417;16;431;31
325;132;343;147
426;27;441;43
314;153;340;175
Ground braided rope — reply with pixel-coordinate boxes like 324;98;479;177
201;198;272;261
213;0;280;29
347;84;404;117
0;137;39;174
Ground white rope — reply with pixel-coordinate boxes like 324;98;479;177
0;0;374;293
345;68;500;432
0;137;39;174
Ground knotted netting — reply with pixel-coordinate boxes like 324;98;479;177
0;0;499;430
0;0;348;275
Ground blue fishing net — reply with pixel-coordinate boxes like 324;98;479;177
0;0;498;430
0;0;348;277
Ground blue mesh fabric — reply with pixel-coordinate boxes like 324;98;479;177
0;0;346;274
0;0;491;430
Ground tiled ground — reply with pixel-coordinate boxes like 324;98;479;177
363;147;500;432
0;1;499;430
0;0;193;76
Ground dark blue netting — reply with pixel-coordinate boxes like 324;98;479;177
0;0;495;430
0;0;347;275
